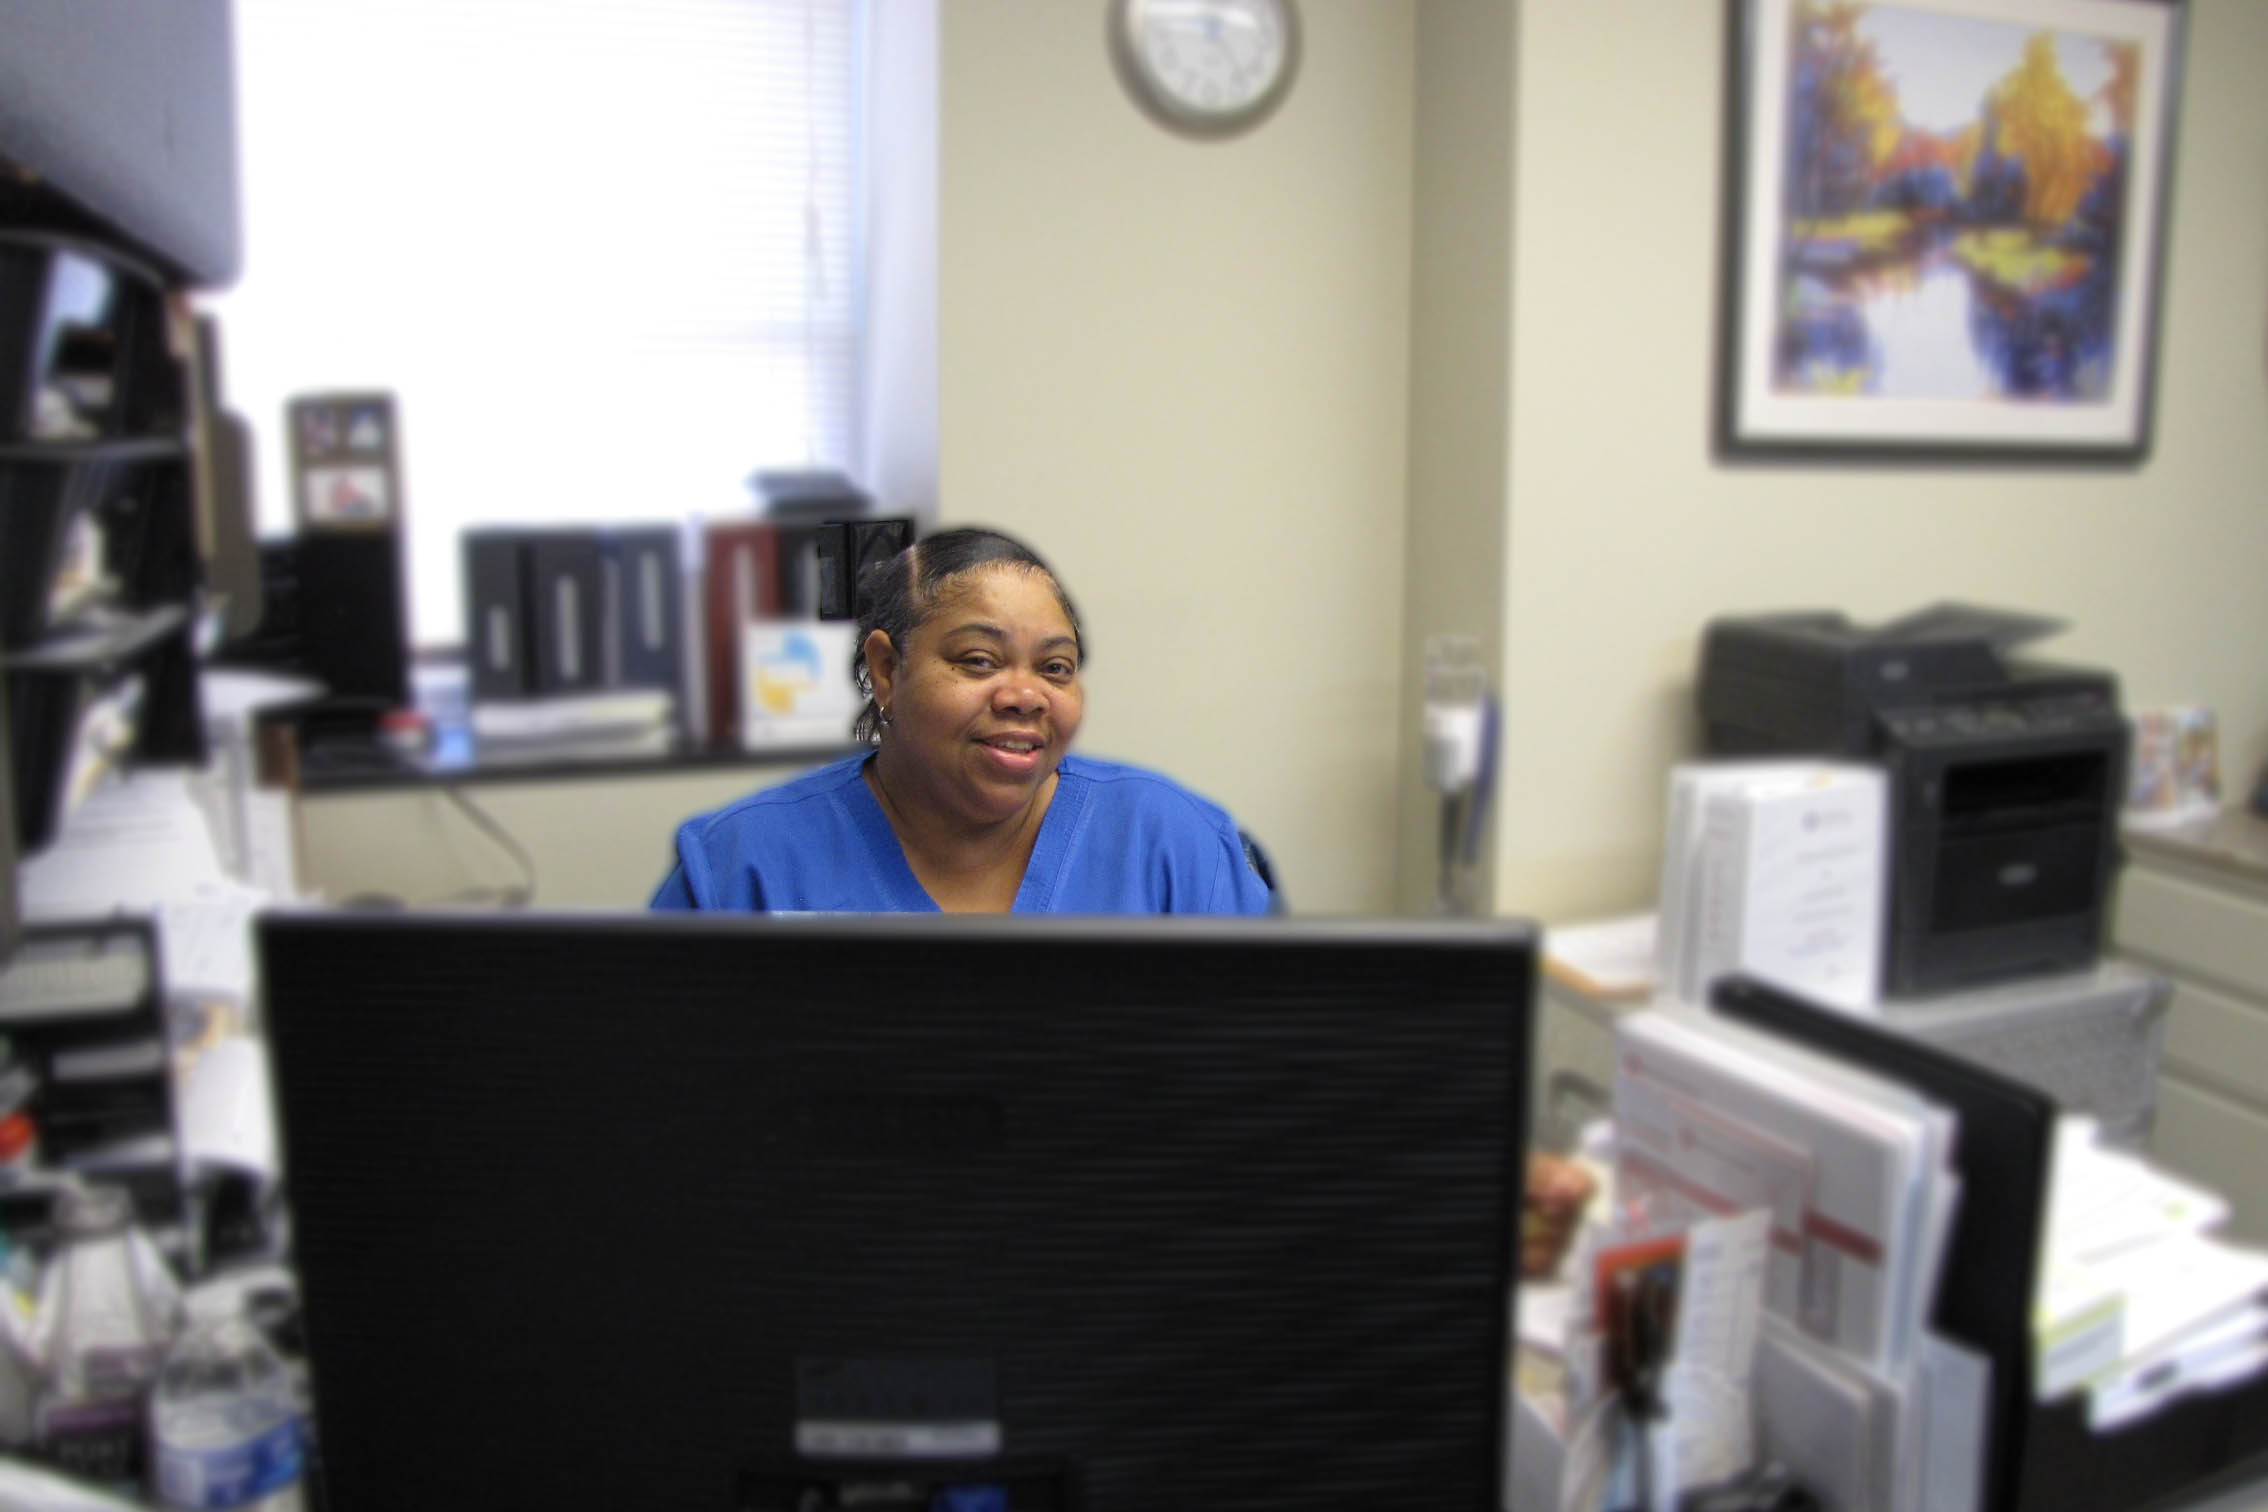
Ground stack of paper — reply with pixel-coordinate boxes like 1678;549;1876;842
1656;761;1809;1004
18;769;233;921
19;767;276;1002
1613;1007;1960;1379
1543;912;1659;1002
1603;1007;1981;1511
1654;760;1889;1014
1753;1315;1990;1512
2036;1116;2268;1429
464;689;666;748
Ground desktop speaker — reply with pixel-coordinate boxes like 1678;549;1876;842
292;532;408;708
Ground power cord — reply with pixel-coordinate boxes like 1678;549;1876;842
433;782;536;908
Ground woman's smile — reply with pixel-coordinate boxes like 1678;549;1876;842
976;729;1047;764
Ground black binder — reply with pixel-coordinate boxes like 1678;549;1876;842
815;516;916;620
525;533;605;697
602;526;683;695
462;529;533;701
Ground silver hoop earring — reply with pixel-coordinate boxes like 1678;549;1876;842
877;705;893;730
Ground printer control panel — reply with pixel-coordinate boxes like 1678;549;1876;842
1878;692;2117;748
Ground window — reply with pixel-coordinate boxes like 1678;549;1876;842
206;0;865;646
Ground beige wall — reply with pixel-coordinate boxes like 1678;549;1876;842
1491;0;2268;922
935;0;1418;914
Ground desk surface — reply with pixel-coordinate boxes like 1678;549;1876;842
2126;807;2268;891
294;726;854;794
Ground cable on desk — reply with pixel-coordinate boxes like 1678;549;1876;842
435;782;537;908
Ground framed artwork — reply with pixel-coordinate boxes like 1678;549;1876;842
289;392;401;529
1718;0;2185;461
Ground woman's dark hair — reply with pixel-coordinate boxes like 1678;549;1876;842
850;527;1086;743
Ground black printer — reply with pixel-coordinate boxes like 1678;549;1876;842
1697;604;2129;997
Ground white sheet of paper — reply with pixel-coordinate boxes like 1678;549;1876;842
1916;1333;1991;1512
179;1036;280;1181
19;770;231;918
1661;1209;1771;1499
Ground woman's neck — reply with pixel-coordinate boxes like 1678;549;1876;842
865;750;1056;913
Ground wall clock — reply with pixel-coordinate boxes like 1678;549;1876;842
1108;0;1301;140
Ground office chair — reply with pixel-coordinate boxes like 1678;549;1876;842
1238;828;1286;914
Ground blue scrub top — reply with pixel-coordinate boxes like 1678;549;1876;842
651;752;1273;915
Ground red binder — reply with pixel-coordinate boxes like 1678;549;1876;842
700;521;781;747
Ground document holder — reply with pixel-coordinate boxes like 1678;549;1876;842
1713;974;2268;1512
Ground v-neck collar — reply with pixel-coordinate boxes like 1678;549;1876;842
847;754;1088;913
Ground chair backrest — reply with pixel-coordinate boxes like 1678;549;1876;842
1238;828;1286;914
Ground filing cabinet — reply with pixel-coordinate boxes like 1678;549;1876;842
2113;809;2268;1246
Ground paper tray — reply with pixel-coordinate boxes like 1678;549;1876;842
2015;1368;2268;1512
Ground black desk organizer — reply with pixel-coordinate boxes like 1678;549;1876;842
1715;974;2268;1512
0;917;191;1261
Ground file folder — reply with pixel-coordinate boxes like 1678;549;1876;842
526;533;606;697
462;529;532;701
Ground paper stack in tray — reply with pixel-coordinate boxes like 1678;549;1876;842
469;685;676;760
1613;1007;1960;1378
2036;1116;2268;1430
1609;1005;1987;1512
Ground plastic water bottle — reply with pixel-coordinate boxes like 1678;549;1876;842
148;1303;307;1512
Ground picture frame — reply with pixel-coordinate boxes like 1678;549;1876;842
289;391;401;530
1717;0;2186;462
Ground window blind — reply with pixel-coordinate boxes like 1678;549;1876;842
206;0;864;646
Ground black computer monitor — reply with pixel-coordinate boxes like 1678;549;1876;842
258;912;1535;1511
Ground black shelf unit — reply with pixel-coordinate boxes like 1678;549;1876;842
1;232;207;863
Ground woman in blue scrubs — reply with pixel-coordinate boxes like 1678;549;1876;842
651;527;1272;915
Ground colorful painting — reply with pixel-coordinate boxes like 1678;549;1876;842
1721;0;2183;458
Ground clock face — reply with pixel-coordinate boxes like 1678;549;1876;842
1111;0;1300;138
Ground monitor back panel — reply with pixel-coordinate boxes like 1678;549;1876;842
260;913;1533;1511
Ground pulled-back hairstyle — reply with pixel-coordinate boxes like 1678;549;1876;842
850;527;1086;744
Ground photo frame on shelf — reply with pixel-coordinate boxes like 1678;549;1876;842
289;391;401;530
1717;0;2186;462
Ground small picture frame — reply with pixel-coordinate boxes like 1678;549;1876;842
289;392;401;530
2126;705;2219;827
739;620;858;748
1718;0;2186;462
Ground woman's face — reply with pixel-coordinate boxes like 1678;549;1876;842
867;564;1085;829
